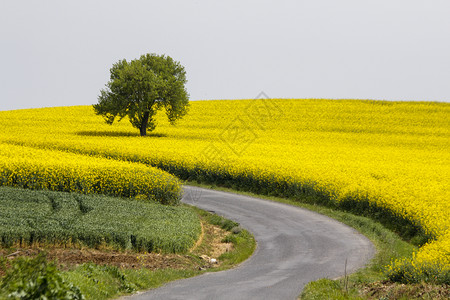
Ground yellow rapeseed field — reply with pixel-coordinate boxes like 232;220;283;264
0;141;181;205
0;99;448;280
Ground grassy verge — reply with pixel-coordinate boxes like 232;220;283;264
183;182;445;299
191;206;256;271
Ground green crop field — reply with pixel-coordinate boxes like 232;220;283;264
0;187;201;253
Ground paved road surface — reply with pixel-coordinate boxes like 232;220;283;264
126;186;374;300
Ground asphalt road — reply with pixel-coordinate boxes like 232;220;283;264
126;186;375;300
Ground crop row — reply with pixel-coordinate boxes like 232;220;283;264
0;187;201;253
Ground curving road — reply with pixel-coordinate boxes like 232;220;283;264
127;186;374;300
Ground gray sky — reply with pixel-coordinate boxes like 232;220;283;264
1;0;449;111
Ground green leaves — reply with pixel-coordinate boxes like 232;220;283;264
93;53;189;136
0;253;84;300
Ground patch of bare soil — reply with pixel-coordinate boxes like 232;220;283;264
1;248;195;271
0;221;233;274
360;281;450;299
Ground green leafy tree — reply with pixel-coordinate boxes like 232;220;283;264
93;53;189;136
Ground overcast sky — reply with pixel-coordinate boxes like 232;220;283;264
1;0;449;111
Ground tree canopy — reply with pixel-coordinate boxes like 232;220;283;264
93;53;189;136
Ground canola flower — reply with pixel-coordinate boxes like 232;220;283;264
0;143;181;205
0;99;448;281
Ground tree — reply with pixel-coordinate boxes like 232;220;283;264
93;53;189;136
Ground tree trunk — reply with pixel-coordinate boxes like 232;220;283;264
140;111;150;136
